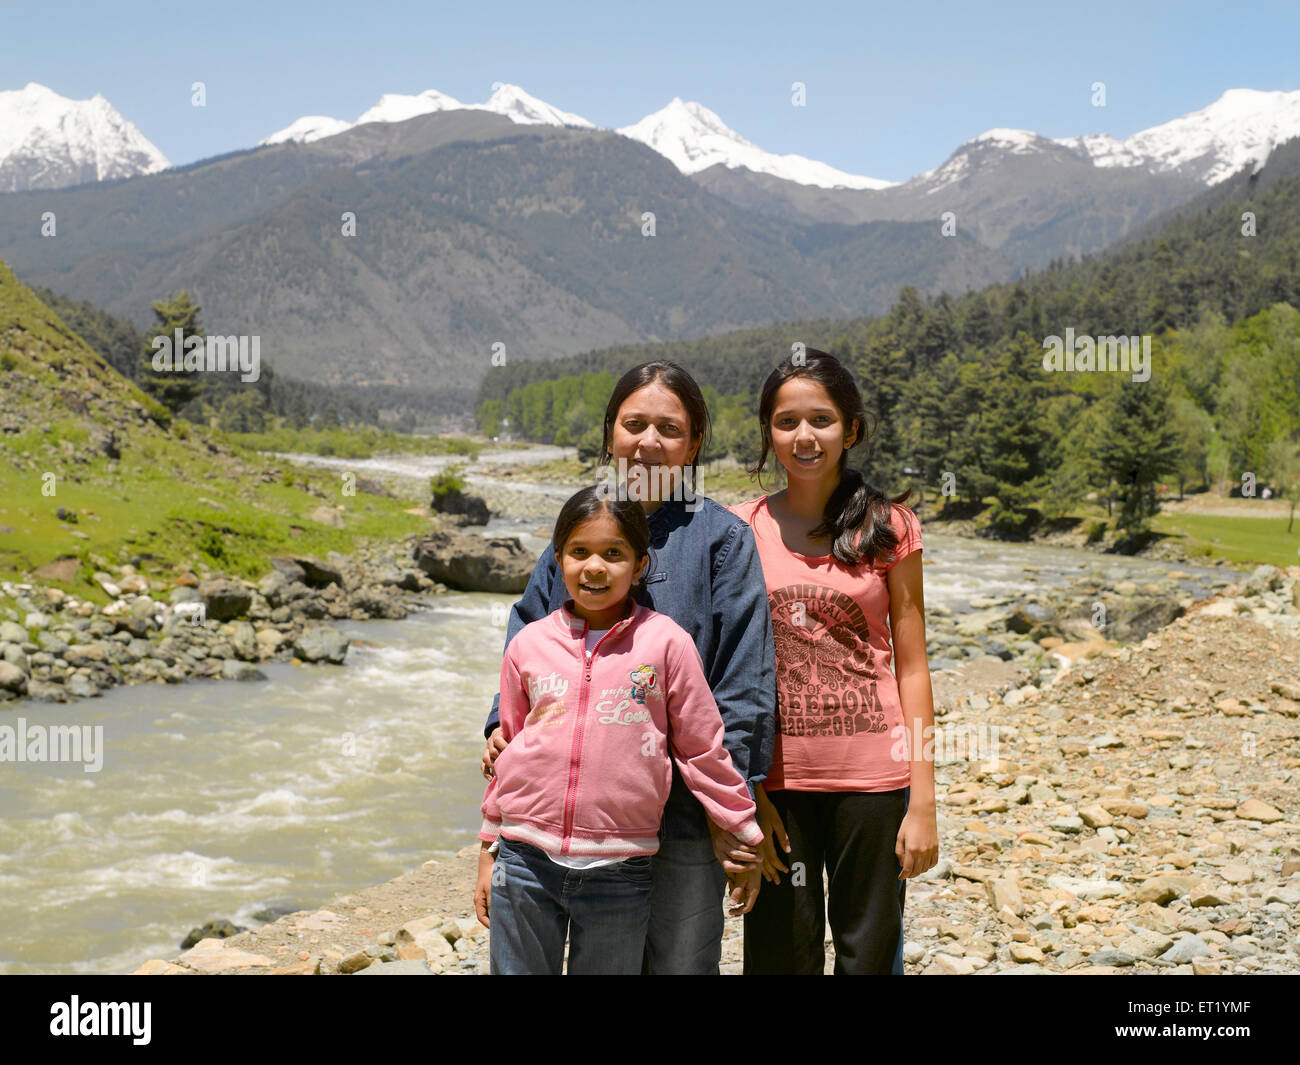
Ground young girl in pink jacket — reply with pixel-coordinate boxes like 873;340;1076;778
473;485;763;975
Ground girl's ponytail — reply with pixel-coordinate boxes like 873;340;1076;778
814;467;913;569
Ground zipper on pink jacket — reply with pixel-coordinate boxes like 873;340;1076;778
561;616;625;854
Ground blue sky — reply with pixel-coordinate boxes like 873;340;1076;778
5;0;1299;180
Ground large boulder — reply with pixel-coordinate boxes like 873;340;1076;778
430;487;491;526
200;578;252;621
293;625;349;664
414;531;534;594
291;557;342;589
1104;595;1185;642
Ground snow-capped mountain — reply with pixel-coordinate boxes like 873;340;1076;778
259;114;358;147
260;83;593;146
911;88;1300;196
617;98;892;191
1058;88;1300;185
0;82;169;192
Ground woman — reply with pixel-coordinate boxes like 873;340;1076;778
479;361;776;974
728;348;939;974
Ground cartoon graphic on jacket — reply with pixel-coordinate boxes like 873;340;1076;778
480;600;763;859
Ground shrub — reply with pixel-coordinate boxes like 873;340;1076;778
431;468;466;498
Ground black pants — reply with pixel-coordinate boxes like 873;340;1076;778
743;788;909;975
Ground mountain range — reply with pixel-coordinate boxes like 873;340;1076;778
1;80;1297;408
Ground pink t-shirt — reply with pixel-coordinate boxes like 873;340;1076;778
728;495;923;792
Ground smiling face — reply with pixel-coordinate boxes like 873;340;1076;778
557;510;649;629
768;376;859;484
607;380;701;510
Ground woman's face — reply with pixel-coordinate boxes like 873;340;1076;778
768;376;858;484
607;380;701;507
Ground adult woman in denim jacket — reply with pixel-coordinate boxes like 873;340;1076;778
479;360;776;974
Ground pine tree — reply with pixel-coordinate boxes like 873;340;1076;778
972;335;1051;533
140;290;205;415
1095;376;1181;538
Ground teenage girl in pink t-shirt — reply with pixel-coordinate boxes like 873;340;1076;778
727;348;939;974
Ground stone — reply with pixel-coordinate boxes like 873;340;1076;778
32;556;80;583
176;938;273;972
227;621;258;661
985;878;1025;917
200;579;252;621
339;950;373;974
1189;888;1232;908
310;505;346;528
1049;816;1085;833
414;530;535;594
221;658;266;681
1009;943;1044;963
1191;957;1221;976
923;953;978;975
1079;805;1114;828
1234;799;1283;823
1116;929;1174;958
293;625;349;664
1087;949;1136;967
352;959;435;975
132;959;195;975
0;660;28;694
1161;935;1211;963
1046;876;1127;900
1220;863;1253;884
1136;876;1191;905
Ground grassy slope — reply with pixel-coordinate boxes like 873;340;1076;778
0;258;428;604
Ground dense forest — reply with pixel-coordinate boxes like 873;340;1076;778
475;144;1300;540
32;285;409;431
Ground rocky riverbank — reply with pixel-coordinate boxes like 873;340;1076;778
135;566;1300;975
0;506;553;704
0;537;443;704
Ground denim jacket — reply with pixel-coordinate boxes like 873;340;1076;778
485;496;776;842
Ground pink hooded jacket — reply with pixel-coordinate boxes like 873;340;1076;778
480;600;762;859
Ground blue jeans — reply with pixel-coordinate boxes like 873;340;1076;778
489;838;653;975
642;835;729;974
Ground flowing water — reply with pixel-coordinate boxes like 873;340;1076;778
0;445;1230;973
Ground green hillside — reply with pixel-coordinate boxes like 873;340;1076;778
0;259;428;601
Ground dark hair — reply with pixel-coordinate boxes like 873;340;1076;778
600;361;710;492
749;348;912;568
552;485;652;576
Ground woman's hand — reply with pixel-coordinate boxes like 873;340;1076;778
895;802;938;880
480;727;507;780
707;819;762;877
474;843;496;927
725;867;762;916
754;788;791;884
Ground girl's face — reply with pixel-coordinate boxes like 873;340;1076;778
558;511;648;629
768;376;859;484
607;381;701;507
